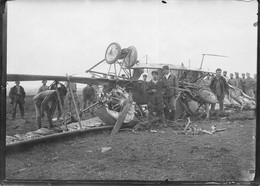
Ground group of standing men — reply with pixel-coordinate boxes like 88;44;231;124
9;79;96;129
223;71;256;98
143;66;257;127
144;65;179;127
209;69;256;112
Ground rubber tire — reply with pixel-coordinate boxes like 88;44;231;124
123;46;138;68
105;42;121;64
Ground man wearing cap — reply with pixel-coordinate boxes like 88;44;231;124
142;73;148;82
65;81;81;113
9;81;26;120
222;71;228;81
244;72;256;98
49;81;67;120
162;65;178;121
210;68;229;111
33;84;67;129
235;72;243;90
228;73;238;87
82;84;96;117
241;73;246;93
146;70;167;127
38;80;48;94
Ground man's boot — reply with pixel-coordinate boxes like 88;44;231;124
46;111;54;128
159;113;167;127
36;116;42;129
148;114;159;128
172;110;176;122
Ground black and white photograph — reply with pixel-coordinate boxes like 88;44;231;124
3;0;258;183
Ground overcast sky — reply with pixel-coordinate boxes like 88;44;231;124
6;0;258;90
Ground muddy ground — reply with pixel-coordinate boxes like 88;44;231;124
5;95;256;181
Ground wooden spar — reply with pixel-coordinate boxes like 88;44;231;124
110;93;133;136
81;101;99;113
55;88;68;131
86;59;105;73
67;76;82;129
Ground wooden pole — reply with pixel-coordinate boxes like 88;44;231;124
55;88;68;131
67;77;82;129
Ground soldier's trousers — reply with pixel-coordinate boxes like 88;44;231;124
35;103;53;128
148;94;166;125
163;96;176;120
11;100;24;119
211;95;224;111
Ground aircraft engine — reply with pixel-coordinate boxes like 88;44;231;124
107;86;129;112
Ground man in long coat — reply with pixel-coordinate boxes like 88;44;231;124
161;65;179;121
146;70;167;127
9;81;26;120
210;68;229;111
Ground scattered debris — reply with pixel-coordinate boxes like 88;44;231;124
19;168;26;172
173;124;227;135
51;157;59;161
101;147;112;153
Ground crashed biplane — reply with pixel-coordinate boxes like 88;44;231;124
6;43;218;125
7;42;255;129
6;42;257;150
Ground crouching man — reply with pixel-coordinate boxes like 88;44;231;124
33;84;66;129
146;70;167;127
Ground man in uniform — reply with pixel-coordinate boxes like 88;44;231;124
222;71;228;81
65;81;80;113
37;80;49;118
33;83;67;129
235;72;243;90
146;70;167;127
228;73;238;87
49;81;67;120
9;81;26;120
244;72;256;98
210;68;229;111
38;80;48;94
162;65;178;121
82;84;96;116
241;73;246;93
142;73;148;82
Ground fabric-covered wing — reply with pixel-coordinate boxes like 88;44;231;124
7;74;136;86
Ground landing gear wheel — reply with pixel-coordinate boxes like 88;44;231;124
123;46;138;68
105;42;121;64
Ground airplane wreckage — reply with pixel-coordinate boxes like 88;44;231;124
6;42;256;151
